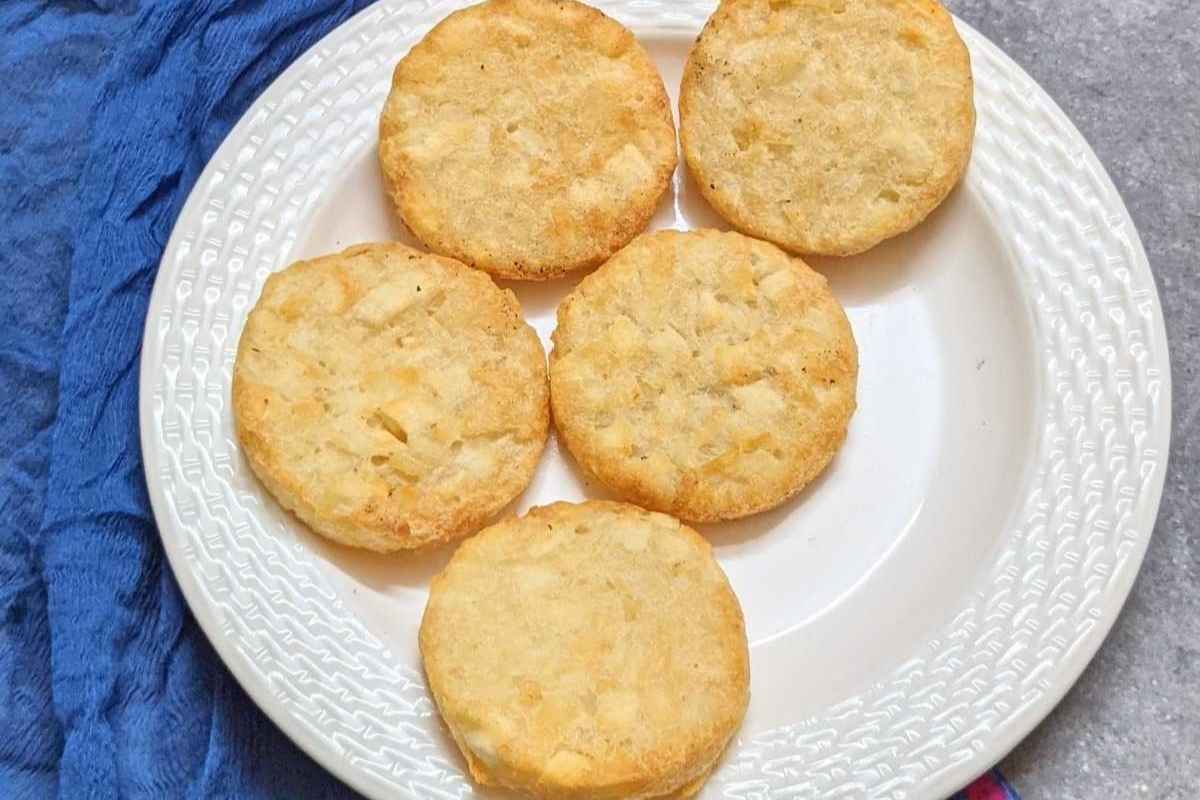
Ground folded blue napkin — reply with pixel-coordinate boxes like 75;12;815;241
0;2;1018;798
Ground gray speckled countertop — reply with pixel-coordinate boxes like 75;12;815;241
943;1;1199;797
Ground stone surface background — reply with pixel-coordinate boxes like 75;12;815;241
942;1;1198;797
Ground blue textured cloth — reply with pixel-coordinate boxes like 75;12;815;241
0;1;373;797
0;2;1018;798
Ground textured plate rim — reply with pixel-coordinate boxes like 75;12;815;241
138;2;1172;798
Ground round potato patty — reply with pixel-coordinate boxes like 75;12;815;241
379;0;678;280
232;242;548;551
421;501;749;799
550;229;857;521
680;0;975;256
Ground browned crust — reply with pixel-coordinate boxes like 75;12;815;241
679;0;975;257
232;242;549;551
549;229;858;522
420;501;750;799
379;0;679;280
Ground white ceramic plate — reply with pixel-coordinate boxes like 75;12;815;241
139;2;1171;798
